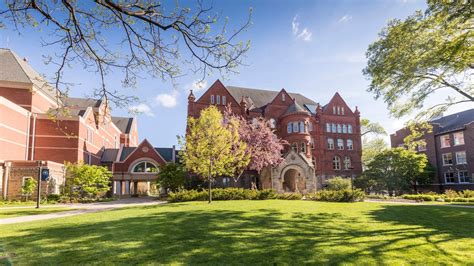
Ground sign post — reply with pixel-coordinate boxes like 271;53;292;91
36;167;49;209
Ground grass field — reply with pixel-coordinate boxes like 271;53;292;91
0;207;73;219
0;200;473;264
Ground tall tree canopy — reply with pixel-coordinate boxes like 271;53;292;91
364;0;473;120
0;1;251;105
180;106;249;203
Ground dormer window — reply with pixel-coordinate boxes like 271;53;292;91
337;107;340;115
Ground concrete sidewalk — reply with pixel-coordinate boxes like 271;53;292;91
0;197;165;225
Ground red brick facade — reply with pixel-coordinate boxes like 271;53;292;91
187;80;362;192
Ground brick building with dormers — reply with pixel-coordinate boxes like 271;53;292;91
187;80;362;193
391;109;474;192
0;48;139;199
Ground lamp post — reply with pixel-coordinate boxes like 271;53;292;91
348;167;355;192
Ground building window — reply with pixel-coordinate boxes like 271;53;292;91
282;93;285;101
326;123;331;133
342;124;347;134
444;172;456;184
337;139;344;150
453;132;464;146
337;124;342;133
222;177;231;187
222;96;226;105
332;123;337;132
287;123;292;133
211;95;215;104
333;156;341;170
308;122;313;132
442;153;453;165
327;138;334;150
456;151;467;164
291;143;298;152
333;106;336;114
440;134;450;148
86;128;93;143
344;156;351;170
337;106;341;115
114;181;122;195
216;95;220;105
341;107;345;115
132;161;159;173
417;143;427;152
310;137;315;149
293;122;299;133
300;142;306;154
298;121;304;133
459;171;470;183
347;139;353;150
348;125;353;134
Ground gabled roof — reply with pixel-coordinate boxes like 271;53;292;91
62;97;102;108
0;48;61;102
431;108;474;134
101;148;119;163
112;117;134;134
102;146;178;163
284;101;309;116
225;86;317;109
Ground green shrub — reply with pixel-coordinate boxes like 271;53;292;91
168;188;302;202
46;194;61;202
444;189;459;198
459;190;474;198
401;194;436;201
309;189;365;202
326;176;351;191
444;197;474;203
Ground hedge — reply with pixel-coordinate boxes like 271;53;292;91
308;189;365;202
168;188;303;202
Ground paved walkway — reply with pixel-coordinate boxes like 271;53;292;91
0;197;165;225
365;199;474;209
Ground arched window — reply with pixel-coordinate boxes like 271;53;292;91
291;143;298;152
341;107;345;115
348;125;353;134
132;161;158;173
287;123;292;133
344;156;351;170
333;156;341;170
300;142;306;154
337;139;344;150
347;139;353;150
326;123;331;133
342;124;347;134
337;124;342;133
327;138;334;150
332;123;337;132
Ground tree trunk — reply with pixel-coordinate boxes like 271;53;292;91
208;158;212;204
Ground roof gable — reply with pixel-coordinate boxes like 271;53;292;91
324;92;354;115
112;116;134;134
121;139;167;165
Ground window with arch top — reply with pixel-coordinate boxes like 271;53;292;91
132;161;159;173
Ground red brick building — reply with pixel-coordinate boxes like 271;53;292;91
187;80;362;193
0;48;138;199
391;109;474;192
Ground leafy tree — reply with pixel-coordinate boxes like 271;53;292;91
224;106;286;186
361;118;386;137
364;1;473;122
21;178;37;201
65;162;112;199
180;106;250;203
0;1;252;105
364;148;430;195
362;137;388;169
156;163;185;193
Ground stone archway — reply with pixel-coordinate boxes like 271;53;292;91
281;166;306;193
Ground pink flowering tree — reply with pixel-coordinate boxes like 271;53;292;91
224;106;287;186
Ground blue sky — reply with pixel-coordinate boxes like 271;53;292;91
1;0;469;147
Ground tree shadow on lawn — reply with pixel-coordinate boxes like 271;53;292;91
2;203;473;264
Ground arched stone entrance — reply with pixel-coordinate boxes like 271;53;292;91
282;167;307;192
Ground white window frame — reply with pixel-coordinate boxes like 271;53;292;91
211;95;215;104
347;139;353;150
333;156;341;170
300;142;306;154
332;123;337;132
342;124;347;134
348;125;353;134
292;122;299;133
337;139;344;150
216;95;220;105
333;106;336;114
442;153;453;166
132;161;159;173
440;134;451;148
456;151;467;165
282;93;285;101
341;107;345;115
453;132;464;146
337;124;342;133
291;143;298;153
299;121;305;133
444;172;456;184
344;156;351;170
458;171;470;183
327;138;334;150
326;123;331;133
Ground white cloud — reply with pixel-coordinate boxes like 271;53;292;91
128;103;154;117
338;15;352;23
189;80;208;92
155;90;178;108
292;15;312;42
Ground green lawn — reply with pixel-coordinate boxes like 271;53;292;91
0;207;74;219
0;200;473;264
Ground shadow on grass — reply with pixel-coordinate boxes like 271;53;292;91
1;203;473;264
